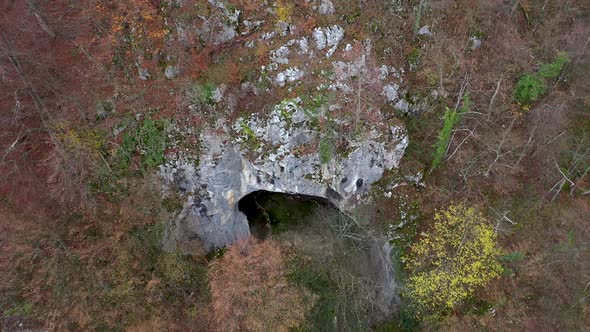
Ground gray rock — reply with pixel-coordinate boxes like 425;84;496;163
165;65;179;79
394;99;410;113
211;21;237;45
160;99;408;253
368;239;399;322
469;35;482;50
382;83;400;102
418;25;433;37
138;68;150;80
198;2;240;45
318;0;335;15
313;25;345;57
275;67;304;86
269;45;290;65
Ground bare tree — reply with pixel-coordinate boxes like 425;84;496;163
26;0;55;39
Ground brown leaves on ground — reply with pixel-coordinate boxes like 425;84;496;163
208;239;315;332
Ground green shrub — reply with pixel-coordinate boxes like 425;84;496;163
514;51;570;107
430;107;457;171
138;118;167;168
2;302;33;319
499;251;524;262
117;131;137;172
515;74;546;106
538;51;570;78
430;95;471;171
115;117;168;173
407;47;421;69
188;83;216;108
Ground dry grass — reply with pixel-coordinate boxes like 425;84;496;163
208;239;316;332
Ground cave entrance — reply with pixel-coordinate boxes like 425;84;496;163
238;190;337;240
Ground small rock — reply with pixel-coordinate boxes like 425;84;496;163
382;84;400;102
275;67;304;87
394;99;409;113
270;45;290;65
313;25;344;57
277;21;291;36
165;65;179;79
469;35;482;50
418;25;433;37
379;65;389;79
138;68;150;80
318;0;335;15
298;37;309;54
212;85;225;103
261;31;276;40
405;172;425;187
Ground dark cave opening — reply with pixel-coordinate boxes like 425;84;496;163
237;190;337;240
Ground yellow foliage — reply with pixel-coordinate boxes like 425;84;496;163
276;1;293;23
57;125;104;157
404;204;503;314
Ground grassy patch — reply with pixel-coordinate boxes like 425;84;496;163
161;193;184;213
407;47;421;70
319;135;333;164
90;222;209;329
2;301;33;319
114;116;168;175
138;118;168;168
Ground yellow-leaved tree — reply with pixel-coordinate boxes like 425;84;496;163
404;204;503;315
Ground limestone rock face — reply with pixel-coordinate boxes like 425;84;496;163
159;13;411;253
157;3;410;319
159;98;408;252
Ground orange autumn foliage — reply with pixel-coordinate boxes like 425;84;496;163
208;239;316;332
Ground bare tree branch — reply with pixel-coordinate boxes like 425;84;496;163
26;0;56;39
484;116;516;177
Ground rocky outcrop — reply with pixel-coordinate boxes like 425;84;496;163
156;2;409;320
159;7;411;253
159;97;407;252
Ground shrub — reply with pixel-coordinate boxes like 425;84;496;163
430;107;459;171
208;240;313;331
115;117;168;173
430;95;471;171
514;51;570;107
404;204;503;316
2;302;33;319
138;118;167;168
514;74;546;106
276;1;293;23
430;94;472;172
187;83;216;109
538;51;570;79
